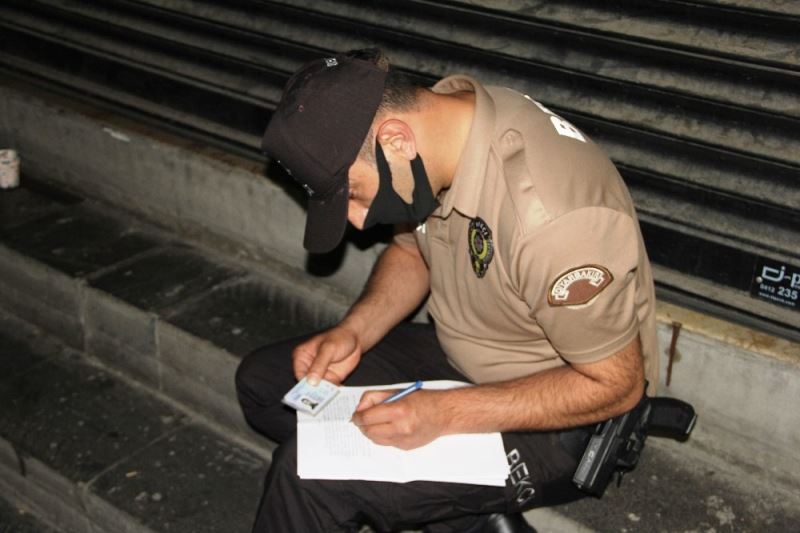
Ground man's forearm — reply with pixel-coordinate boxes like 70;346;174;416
438;337;644;434
340;242;430;352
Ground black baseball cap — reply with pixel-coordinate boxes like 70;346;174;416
262;52;387;253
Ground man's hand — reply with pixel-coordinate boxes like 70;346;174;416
292;326;362;385
351;389;449;450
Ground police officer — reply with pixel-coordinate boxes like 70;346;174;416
236;48;658;532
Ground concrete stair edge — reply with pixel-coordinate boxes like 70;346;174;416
0;80;379;301
0;242;279;457
0;306;273;533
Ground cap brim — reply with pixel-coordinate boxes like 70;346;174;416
303;178;349;254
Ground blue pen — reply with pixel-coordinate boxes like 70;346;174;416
382;380;423;404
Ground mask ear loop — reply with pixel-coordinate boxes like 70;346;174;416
362;139;393;229
374;138;393;189
409;153;436;207
377;138;419;206
364;139;440;229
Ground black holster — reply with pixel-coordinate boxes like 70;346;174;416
572;392;697;496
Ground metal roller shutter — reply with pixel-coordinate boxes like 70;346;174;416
1;0;797;339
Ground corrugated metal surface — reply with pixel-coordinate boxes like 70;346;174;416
1;0;797;338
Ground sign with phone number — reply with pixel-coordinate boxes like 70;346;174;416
749;258;800;312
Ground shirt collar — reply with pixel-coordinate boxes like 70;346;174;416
430;75;496;220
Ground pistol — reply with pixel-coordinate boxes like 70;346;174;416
573;394;696;496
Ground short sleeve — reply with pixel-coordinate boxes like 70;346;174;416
513;207;642;364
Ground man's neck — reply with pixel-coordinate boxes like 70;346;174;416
414;90;476;195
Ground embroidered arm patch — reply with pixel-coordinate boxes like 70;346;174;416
547;265;613;306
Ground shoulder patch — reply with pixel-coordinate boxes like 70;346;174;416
548;265;613;306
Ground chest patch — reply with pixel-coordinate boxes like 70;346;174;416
548;265;613;306
468;217;494;278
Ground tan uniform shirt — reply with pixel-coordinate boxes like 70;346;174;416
396;76;659;393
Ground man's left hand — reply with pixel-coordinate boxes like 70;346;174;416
351;389;448;450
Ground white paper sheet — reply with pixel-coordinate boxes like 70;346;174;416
296;380;510;486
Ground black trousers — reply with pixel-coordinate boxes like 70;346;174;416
236;323;588;533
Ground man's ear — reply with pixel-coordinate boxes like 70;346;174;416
376;119;417;161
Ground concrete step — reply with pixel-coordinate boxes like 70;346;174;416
0;491;59;533
0;309;268;533
0;178;343;450
2;176;800;531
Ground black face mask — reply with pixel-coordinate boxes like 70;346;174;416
363;140;439;228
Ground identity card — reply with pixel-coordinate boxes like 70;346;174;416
282;377;340;415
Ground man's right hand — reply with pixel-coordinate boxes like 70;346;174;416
292;325;363;385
